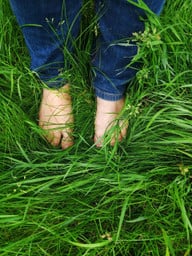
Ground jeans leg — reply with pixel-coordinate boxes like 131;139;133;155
92;0;165;101
9;0;82;87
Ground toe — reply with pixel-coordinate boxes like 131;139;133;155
48;131;61;147
61;131;74;150
94;135;104;148
120;119;129;139
61;139;74;150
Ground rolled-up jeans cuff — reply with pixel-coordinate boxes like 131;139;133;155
40;78;67;88
95;87;124;101
33;71;67;88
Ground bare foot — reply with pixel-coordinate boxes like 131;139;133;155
39;84;74;149
94;97;128;147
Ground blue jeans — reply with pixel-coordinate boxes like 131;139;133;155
9;0;165;101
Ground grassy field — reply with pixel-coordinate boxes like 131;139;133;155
0;0;192;255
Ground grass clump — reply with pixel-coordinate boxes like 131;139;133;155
0;0;192;255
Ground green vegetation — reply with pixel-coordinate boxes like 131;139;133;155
0;1;192;255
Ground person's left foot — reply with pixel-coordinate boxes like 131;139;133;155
94;97;128;147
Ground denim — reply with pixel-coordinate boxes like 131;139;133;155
9;0;82;87
9;0;165;100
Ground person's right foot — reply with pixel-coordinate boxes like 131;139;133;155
39;84;74;149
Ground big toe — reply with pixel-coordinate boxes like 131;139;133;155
61;132;74;149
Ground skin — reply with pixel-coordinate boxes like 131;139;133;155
39;84;128;149
94;97;128;147
39;84;74;149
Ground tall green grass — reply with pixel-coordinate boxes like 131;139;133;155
0;0;192;255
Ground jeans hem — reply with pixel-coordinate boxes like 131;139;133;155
37;75;67;88
95;88;124;101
